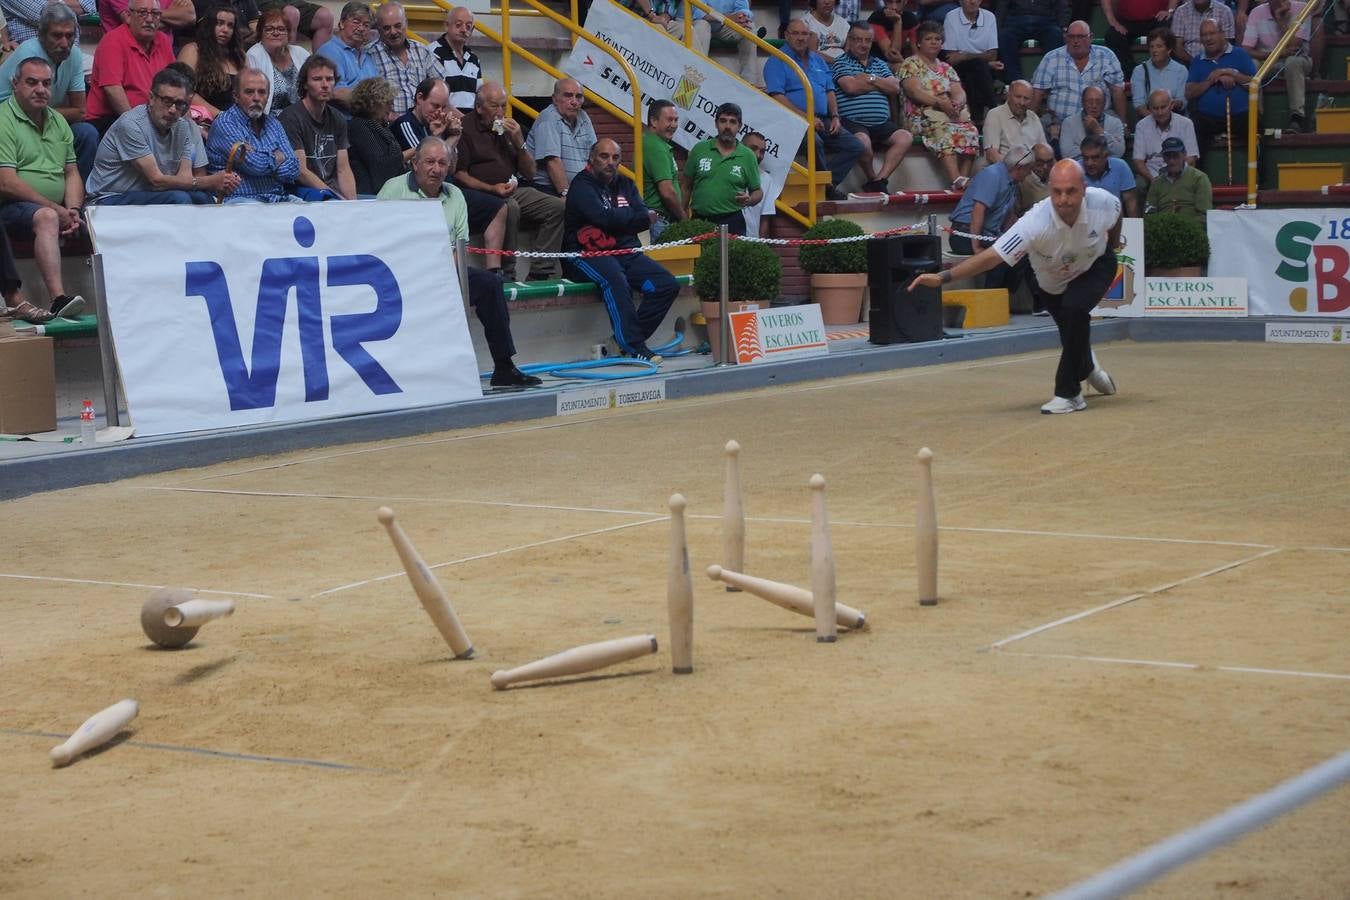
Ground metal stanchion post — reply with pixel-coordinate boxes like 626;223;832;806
927;213;937;237
89;253;120;427
717;224;730;365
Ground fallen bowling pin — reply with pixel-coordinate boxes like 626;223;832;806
141;588;202;649
491;634;658;690
706;565;866;630
50;699;139;767
164;598;235;629
377;506;475;659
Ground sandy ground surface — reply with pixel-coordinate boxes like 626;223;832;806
2;341;1348;898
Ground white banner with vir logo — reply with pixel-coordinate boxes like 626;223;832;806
89;202;481;437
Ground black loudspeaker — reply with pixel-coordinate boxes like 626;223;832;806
867;233;943;344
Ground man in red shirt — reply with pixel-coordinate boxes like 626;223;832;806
85;0;174;133
1101;0;1171;79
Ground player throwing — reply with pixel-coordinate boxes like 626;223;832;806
910;159;1120;414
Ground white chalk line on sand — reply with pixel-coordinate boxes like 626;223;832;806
0;572;273;599
999;651;1350;682
313;516;667;597
990;547;1284;650
160;351;1060;486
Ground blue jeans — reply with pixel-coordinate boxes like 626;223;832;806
999;15;1064;83
814;127;864;189
93;190;216;205
71;122;98;182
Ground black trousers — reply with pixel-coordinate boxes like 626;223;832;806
466;266;516;364
1104;18;1156;80
0;227;22;298
702;210;747;236
950;58;998;119
1035;250;1117;399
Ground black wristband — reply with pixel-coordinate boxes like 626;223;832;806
940;270;953;285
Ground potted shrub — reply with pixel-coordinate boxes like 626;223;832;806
798;218;869;324
1144;212;1209;276
693;238;782;361
646;218;716;277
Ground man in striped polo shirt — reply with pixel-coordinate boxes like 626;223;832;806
432;6;480;115
831;22;912;193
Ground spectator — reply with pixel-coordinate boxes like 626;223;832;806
646;0;693;43
1032;20;1128;142
917;0;957;25
87;66;238;204
804;0;850;60
394;77;509;276
369;2;438;117
983;79;1046;163
316;1;376;109
86;0;177;133
642;98;686;241
563;138;678;365
942;0;1002;122
1101;0;1169;78
685;101;761;235
833;23;914;193
693;0;760;85
1018;140;1055;215
1171;0;1235;64
764;17;862;201
98;0;193;38
1184;18;1255;154
996;0;1066;84
255;0;333;52
178;4;246;124
205;66;300;201
1059;85;1126;160
377;137;541;388
868;0;915;67
243;6;307;114
947;142;1036;290
346;75;401;195
740;130;775;237
898;21;980;191
0;234;58;323
278;55;353;199
0;4;98;178
2;0;93;46
0;11;13;51
1132;87;1197;184
1130;26;1188;118
0;57;85;318
1079;133;1139;215
1243;0;1313;133
524;77;597;197
455;81;563;281
431;6;480;113
1144;134;1211;222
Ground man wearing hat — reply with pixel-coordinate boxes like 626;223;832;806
1144;136;1211;224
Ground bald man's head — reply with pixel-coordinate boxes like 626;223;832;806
589;137;621;183
1048;159;1086;224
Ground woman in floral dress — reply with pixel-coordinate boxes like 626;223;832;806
897;20;980;190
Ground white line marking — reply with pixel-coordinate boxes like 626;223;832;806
990;548;1283;649
314;516;667;596
1001;651;1350;682
139;486;657;518
0;572;273;599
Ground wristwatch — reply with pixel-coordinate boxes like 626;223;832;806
867;74;876;84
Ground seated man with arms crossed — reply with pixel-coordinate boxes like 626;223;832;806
205;67;301;202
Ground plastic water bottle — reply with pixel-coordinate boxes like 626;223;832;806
79;399;97;445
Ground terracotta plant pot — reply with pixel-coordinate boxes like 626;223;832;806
700;300;759;362
810;272;868;325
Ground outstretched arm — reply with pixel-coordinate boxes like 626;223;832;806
908;245;1005;291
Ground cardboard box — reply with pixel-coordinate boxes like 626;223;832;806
0;322;57;434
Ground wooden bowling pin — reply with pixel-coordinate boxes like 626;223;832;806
377;507;474;659
667;494;694;674
809;474;837;643
50;699;139;767
723;440;745;591
916;448;939;606
163;598;235;629
706;565;866;630
490;635;658;689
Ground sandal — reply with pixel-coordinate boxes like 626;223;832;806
951;176;970;192
3;299;56;324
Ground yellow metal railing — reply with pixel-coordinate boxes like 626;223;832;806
1246;0;1320;205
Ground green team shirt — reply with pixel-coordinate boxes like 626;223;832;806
685;138;760;218
642;129;681;216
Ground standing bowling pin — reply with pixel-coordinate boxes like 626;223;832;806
809;474;837;643
50;699;139;767
916;447;939;606
163;598;235;629
667;494;694;674
490;635;659;689
377;507;475;659
723;440;745;591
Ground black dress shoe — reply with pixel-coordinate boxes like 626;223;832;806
490;364;543;387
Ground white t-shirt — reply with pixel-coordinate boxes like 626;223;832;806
942;7;998;54
741;170;777;237
993;186;1122;294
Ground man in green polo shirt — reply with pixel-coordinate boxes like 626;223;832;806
0;56;85;318
377;135;541;388
685;101;761;236
1144;136;1212;226
642;99;685;242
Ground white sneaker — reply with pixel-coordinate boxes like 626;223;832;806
1086;352;1116;396
1041;394;1087;415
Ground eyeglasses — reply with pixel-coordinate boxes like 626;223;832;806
129;7;162;17
262;25;288;34
153;93;189;112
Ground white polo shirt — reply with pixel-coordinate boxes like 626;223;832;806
993;187;1122;295
942;7;998;54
